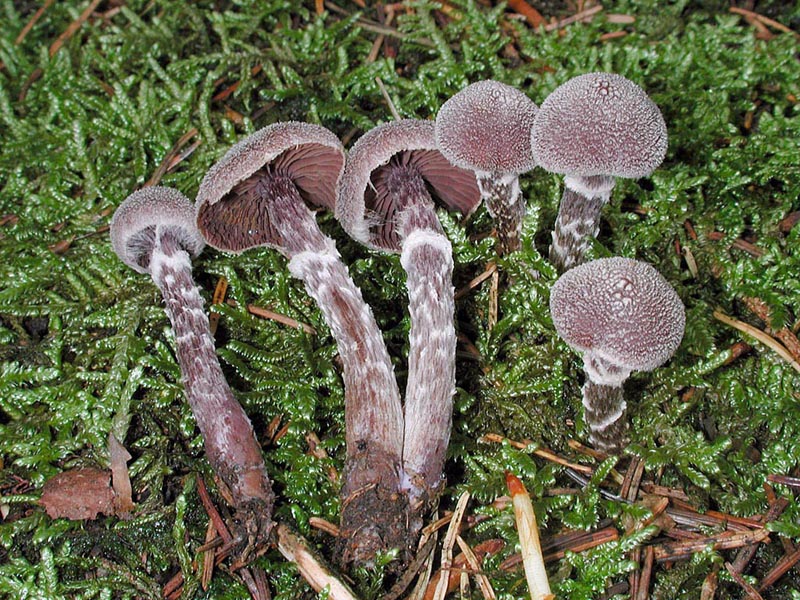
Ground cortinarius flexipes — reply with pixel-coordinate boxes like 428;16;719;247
531;73;668;272
549;257;685;452
195;121;404;566
337;119;481;535
435;80;539;254
110;186;274;552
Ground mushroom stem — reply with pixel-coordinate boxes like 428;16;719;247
475;171;525;254
390;174;457;533
581;352;630;453
257;174;407;564
548;175;615;273
151;227;275;550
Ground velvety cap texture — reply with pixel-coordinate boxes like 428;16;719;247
549;257;685;372
531;72;667;179
435;80;539;175
110;186;204;273
196;121;344;213
336;119;480;251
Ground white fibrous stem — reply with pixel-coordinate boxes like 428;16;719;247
476;171;525;254
399;226;456;523
266;176;406;564
549;175;615;273
581;352;630;453
150;227;275;547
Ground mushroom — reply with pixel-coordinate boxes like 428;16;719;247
435;79;539;254
195;121;405;566
337;119;481;536
110;186;275;553
548;257;685;453
531;72;668;272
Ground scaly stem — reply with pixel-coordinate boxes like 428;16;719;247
262;175;406;565
477;171;525;255
391;170;457;535
549;175;615;273
582;352;630;454
151;228;275;553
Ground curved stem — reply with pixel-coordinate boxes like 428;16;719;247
264;176;406;565
549;175;614;273
477;171;525;255
151;228;275;551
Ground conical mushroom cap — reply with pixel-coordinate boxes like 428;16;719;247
336;119;481;252
531;72;667;179
435;80;539;175
549;257;685;372
111;186;204;274
196;122;345;253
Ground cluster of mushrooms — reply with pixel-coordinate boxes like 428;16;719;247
109;72;687;569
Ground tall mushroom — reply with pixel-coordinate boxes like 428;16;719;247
531;72;668;272
549;257;685;453
336;119;481;535
435;79;539;254
110;186;275;554
195;121;405;566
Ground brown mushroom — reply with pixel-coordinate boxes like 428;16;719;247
531;73;668;272
195;121;405;566
110;186;274;553
549;257;685;452
435;80;539;254
337;119;481;541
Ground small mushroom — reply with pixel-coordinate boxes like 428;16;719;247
337;119;481;538
110;186;275;552
195;122;405;566
531;72;668;272
435;80;539;254
549;257;685;452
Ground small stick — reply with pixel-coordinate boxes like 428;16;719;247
432;491;470;600
276;524;361;600
725;562;765;600
308;517;340;537
455;536;496;600
700;564;719;600
758;545;800;592
225;299;317;334
654;528;769;562
634;546;655;600
713;310;800;374
543;5;603;32
506;0;546;28
488;268;499;331
208;276;229;336
454;262;497;300
146;128;200;187
49;0;104;57
15;0;56;45
767;473;800;489
480;433;594;474
201;519;217;590
729;6;800;38
375;76;401;121
506;473;553;600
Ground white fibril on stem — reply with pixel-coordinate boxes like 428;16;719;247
110;187;275;552
531;72;668;273
549;257;685;453
336;119;481;541
195;122;405;566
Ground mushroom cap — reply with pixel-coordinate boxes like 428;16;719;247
336;119;481;252
435;80;539;175
196;121;345;252
110;186;204;274
531;72;667;179
549;257;685;372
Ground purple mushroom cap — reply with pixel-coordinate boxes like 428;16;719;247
549;257;685;373
110;186;204;274
531;72;668;179
435;80;539;175
336;119;481;252
196;121;345;253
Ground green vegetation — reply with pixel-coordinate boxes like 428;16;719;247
1;0;799;598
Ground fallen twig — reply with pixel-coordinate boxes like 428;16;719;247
713;310;800;373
